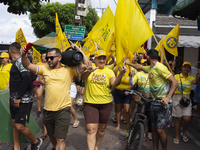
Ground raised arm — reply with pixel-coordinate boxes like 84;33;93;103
21;46;37;74
110;65;127;87
124;57;144;71
192;69;200;84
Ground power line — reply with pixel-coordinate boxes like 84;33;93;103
113;0;117;5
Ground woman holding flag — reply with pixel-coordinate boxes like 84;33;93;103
81;50;126;150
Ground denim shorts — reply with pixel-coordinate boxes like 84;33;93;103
151;103;172;129
114;89;132;104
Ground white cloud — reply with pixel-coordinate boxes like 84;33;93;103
0;0;117;44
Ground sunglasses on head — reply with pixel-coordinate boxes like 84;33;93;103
45;56;59;61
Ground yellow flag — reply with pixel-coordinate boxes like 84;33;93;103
82;38;96;57
163;23;179;56
155;36;166;64
90;6;115;50
32;47;41;63
136;46;145;55
55;30;70;52
105;33;116;60
15;28;27;47
115;0;153;65
55;13;64;42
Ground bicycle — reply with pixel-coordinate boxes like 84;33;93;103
120;89;162;150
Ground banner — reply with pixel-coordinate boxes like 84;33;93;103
32;47;41;63
115;0;153;65
163;23;179;56
15;28;27;48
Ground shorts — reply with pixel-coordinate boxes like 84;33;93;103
10;102;33;124
151;103;172;129
114;89;132;104
172;94;192;117
84;102;112;124
70;83;77;98
43;107;71;139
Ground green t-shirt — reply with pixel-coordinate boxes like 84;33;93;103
133;71;150;96
143;62;172;99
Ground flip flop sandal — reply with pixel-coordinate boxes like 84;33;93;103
181;132;189;142
73;121;80;128
174;138;179;144
112;117;117;123
122;120;127;124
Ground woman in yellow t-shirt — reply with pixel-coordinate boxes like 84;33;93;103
0;52;12;90
172;62;199;144
82;50;126;150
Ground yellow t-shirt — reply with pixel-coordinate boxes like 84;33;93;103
37;65;77;111
116;70;131;90
133;71;150;96
84;67;115;104
174;73;195;95
143;62;172;99
0;63;12;90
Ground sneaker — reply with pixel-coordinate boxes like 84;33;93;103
31;138;43;150
37;111;42;117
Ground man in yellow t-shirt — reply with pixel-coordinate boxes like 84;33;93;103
0;52;12;90
125;49;178;150
21;45;88;150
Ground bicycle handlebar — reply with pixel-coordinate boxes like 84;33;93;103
124;89;163;104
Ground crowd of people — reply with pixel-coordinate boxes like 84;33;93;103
0;42;200;150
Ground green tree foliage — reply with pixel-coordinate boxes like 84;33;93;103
29;2;99;38
0;0;49;15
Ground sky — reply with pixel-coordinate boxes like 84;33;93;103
0;0;117;44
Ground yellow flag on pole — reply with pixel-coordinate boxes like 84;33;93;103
82;38;96;57
163;23;179;56
32;47;41;63
115;0;153;65
15;28;27;47
90;6;115;50
155;36;166;64
55;32;70;52
136;46;145;55
105;33;116;60
55;13;64;42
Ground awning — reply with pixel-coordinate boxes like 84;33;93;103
155;34;200;48
172;0;200;20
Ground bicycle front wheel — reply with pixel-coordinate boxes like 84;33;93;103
126;122;144;150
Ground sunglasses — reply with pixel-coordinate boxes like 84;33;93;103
45;56;59;61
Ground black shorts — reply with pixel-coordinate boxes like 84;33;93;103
114;89;132;104
10;102;33;124
84;102;113;124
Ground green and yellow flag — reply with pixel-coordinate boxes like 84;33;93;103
32;47;41;63
115;0;153;65
163;23;179;57
15;28;27;48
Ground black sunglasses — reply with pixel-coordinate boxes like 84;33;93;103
45;56;59;61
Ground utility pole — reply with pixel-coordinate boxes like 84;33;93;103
96;7;106;15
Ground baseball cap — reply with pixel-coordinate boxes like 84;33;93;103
95;50;106;58
0;52;9;58
182;61;191;67
141;59;147;64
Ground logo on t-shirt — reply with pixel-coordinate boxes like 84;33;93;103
90;73;107;85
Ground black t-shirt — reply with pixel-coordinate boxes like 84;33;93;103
9;57;33;103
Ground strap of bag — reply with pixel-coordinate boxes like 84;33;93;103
179;74;186;101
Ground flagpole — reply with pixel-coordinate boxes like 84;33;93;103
152;34;172;73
